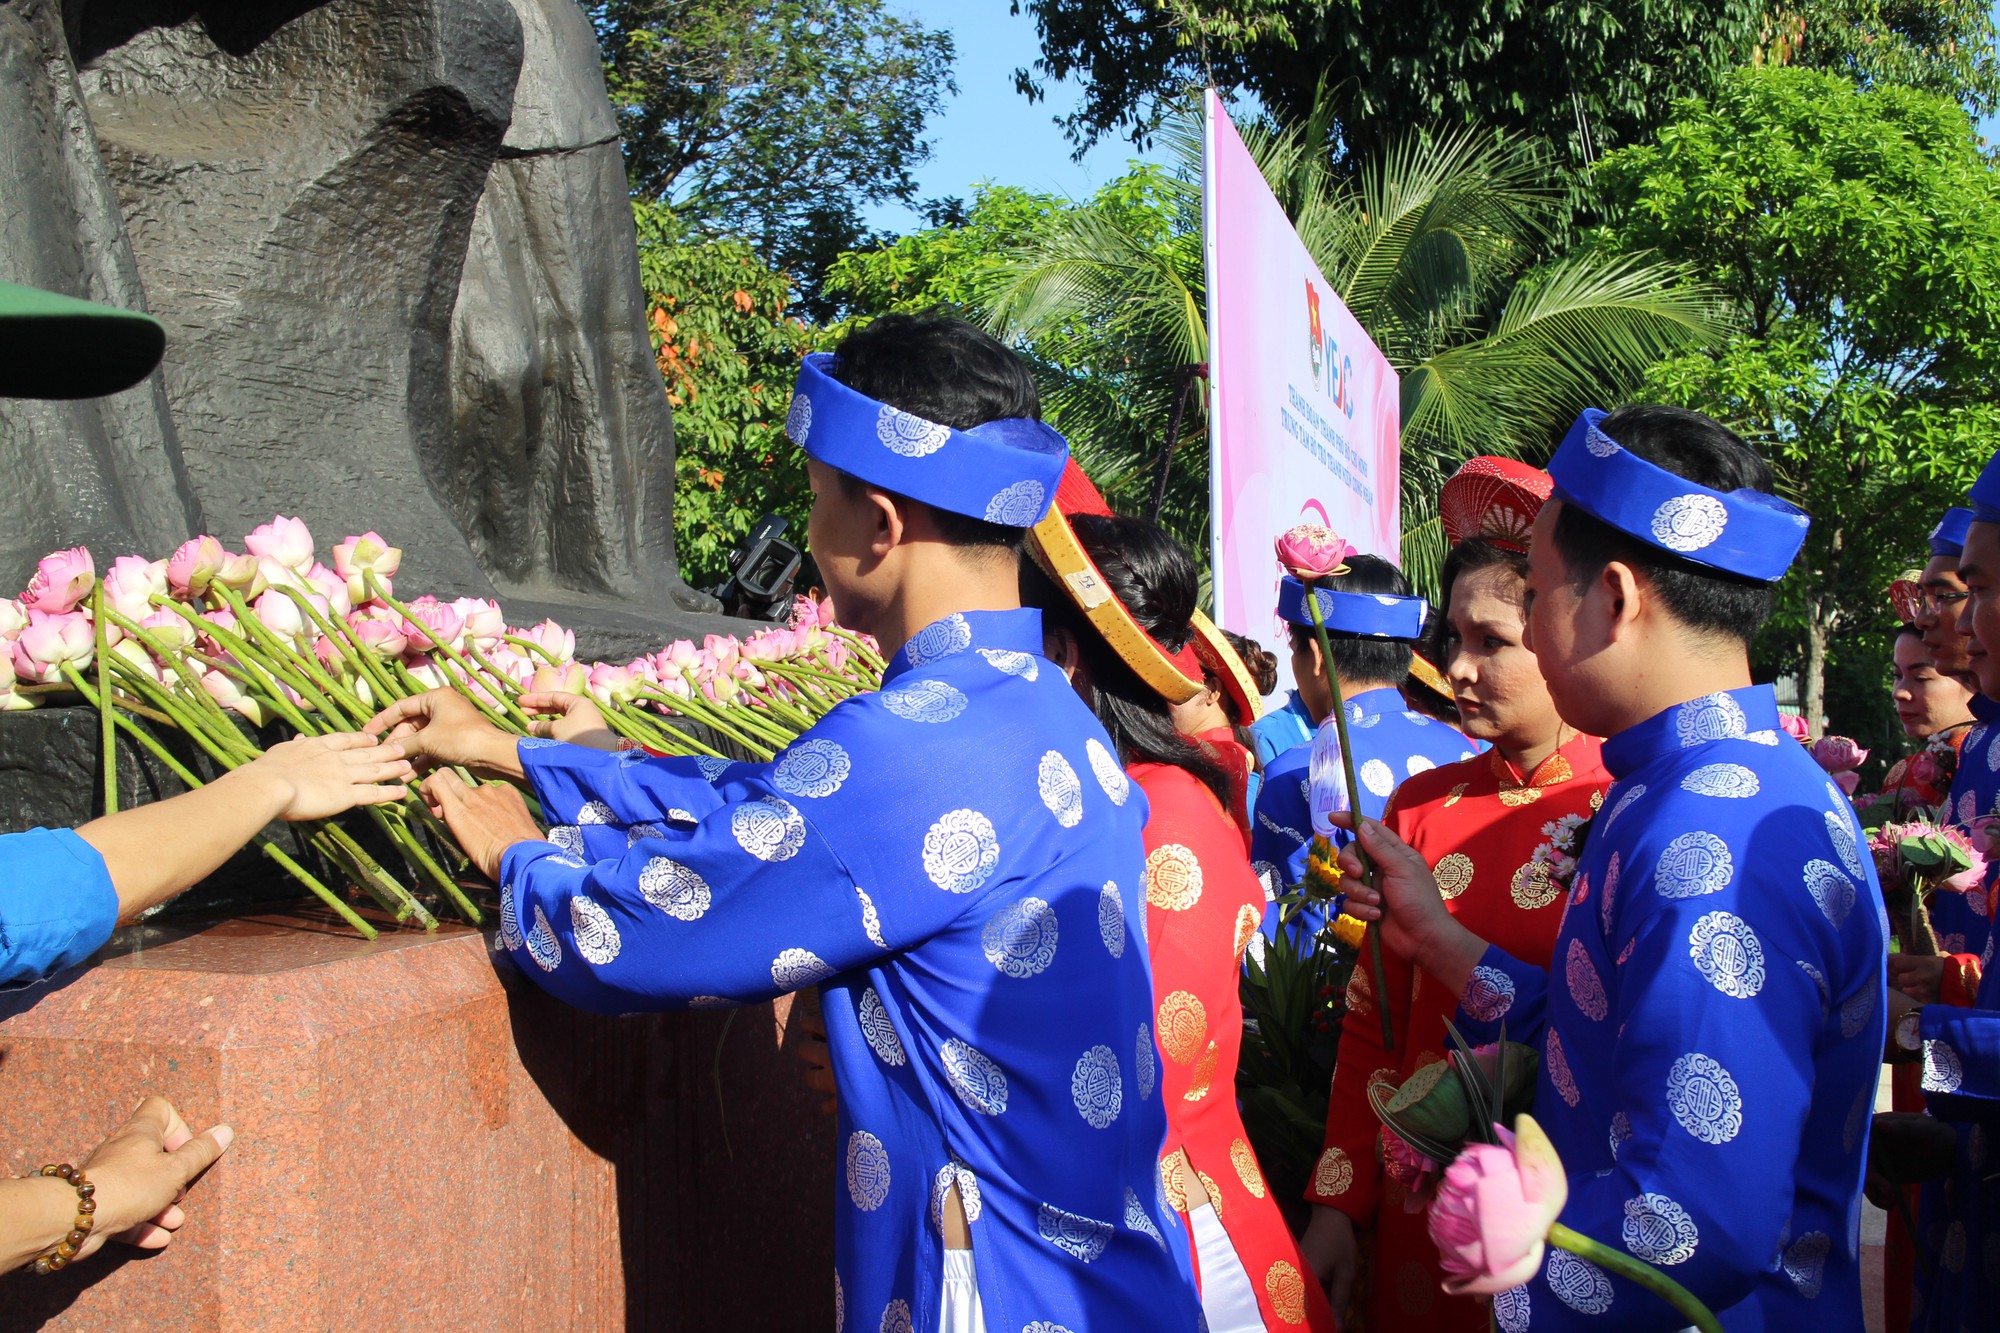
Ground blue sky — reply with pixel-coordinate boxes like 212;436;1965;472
864;1;1159;232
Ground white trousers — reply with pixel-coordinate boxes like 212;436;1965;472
939;1248;988;1333
1190;1201;1265;1333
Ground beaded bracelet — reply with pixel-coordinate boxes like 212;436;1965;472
30;1163;96;1274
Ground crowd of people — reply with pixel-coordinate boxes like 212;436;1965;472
2;288;1996;1333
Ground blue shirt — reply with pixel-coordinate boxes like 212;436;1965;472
1938;693;2000;965
495;609;1202;1333
0;828;117;989
1914;909;2000;1331
1249;686;1477;916
1248;691;1313;769
1455;686;1886;1331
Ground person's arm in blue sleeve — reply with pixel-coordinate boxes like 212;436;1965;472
0;829;118;987
1918;1001;2000;1121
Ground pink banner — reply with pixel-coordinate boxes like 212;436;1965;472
1203;90;1400;680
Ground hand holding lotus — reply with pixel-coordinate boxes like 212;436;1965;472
1329;811;1483;984
419;770;542;881
364;687;522;779
231;732;414;821
516;689;618;751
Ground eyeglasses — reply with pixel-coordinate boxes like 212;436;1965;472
1891;580;1970;622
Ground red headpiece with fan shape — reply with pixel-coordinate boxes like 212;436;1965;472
1440;456;1554;553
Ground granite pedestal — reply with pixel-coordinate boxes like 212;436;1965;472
0;908;834;1330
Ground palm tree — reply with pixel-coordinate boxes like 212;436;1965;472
977;107;1736;591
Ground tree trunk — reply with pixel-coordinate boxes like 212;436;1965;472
1804;594;1829;741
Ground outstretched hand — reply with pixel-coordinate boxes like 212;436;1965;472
420;770;544;881
364;688;521;779
515;690;618;752
241;732;414;821
79;1097;233;1256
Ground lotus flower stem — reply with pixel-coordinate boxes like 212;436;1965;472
828;627;886;673
90;581;117;815
208;586;370;725
501;632;564;666
1546;1223;1721;1333
364;573;535;730
647;690;779;758
308;825;429;924
61;665;380;939
362;804;481;926
1302;585;1394;1052
608;696;728;760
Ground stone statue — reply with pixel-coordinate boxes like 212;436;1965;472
0;0;720;661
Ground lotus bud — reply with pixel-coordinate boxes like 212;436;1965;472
13;610;95;682
21;547;96;614
243;515;315;571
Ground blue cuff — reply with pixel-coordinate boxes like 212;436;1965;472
0;828;119;988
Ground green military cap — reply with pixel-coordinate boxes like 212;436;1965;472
0;280;165;400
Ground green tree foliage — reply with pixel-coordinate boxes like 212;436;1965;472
1779;0;2000;110
1012;0;1762;170
1594;66;2000;736
631;202;820;586
593;0;955;304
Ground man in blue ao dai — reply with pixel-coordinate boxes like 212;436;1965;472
1339;405;1883;1330
371;316;1201;1333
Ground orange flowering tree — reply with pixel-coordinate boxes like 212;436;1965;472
632;201;824;584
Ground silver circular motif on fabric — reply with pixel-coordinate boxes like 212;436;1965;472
977;648;1039;680
880;1298;913;1333
1839;973;1876;1039
1463;966;1516;1021
1681;763;1760;798
626;822;665;847
1803;858;1856;927
548;824;585;855
1988;728;2000;773
984;480;1046;525
1071;1045;1123;1128
1407;754;1435;777
941;1037;1009;1114
695;755;732;781
1651;493;1729;553
1924;1037;1965;1093
525;904;561;972
1783;1232;1830;1299
983;896;1060;978
856;885;887;948
1098;881;1126;957
785;391;811;443
922;808;1001;893
1655;830;1734;899
880;678;967;723
1599;852;1622;932
640;855;712;921
569;895;621;966
928;1159;983;1234
1493;1286;1530;1333
519;736;559;750
1605;783;1647;827
1123;1187;1164;1248
1547;1249;1615;1314
875;403;951;457
1087;738;1131;805
770;947;833;989
1566;938;1609;1021
1610;1110;1632;1160
1824;811;1864;878
1674;693;1748;746
1024;1324;1076;1333
858;986;905;1066
1688;911;1765;998
1038;750;1085;828
1135;1022;1156;1100
576;800;615;825
1547;1027;1580;1107
731;795;806;861
774;738;852;799
499;882;523;950
1036;1202;1113;1262
1585;428;1620;458
1360;758;1395;797
904;613;972;665
845;1131;891;1210
1667;1052;1744;1143
1622;1193;1700;1265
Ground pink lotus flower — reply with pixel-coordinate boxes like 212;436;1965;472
167;536;227;596
347;609;408;660
517;618;576;665
0;598;28;638
704;634;742;672
196;606;239;655
1381;1127;1442;1207
586;660;654;706
1811;735;1869;773
109;637;163;685
21;547;95;614
1907;750;1945;789
1275;524;1355;580
12;610;94;683
200;668;266;727
450;597;506;651
244;515;314;571
311;635;343;672
655;639;700;679
100;556;167;623
304;563;354;619
530;663;587;694
1779;712;1811;743
485;645;533;687
330;533;403;602
213;551;261;593
1971;816;2000;859
248;589;309;642
405;659;444;692
742;628;797;662
824;636;853;673
400;596;463;654
1832;770;1861;796
136;610;196;652
1430;1116;1569;1296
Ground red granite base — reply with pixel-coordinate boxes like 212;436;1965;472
0;909;835;1330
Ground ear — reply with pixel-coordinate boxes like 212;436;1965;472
1598;560;1646;640
867;488;906;558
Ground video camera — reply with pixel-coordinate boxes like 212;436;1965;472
706;513;806;623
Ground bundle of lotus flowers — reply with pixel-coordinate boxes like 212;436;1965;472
6;518;883;938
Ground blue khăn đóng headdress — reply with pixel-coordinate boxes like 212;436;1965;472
784;352;1069;527
1275;576;1428;639
1970;450;2000;525
1931;507;1974;558
1547;408;1808;584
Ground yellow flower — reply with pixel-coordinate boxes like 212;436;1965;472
1331;912;1367;951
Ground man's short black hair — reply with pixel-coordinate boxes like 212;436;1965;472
1550;404;1777;645
828;313;1040;554
1285;553;1416;685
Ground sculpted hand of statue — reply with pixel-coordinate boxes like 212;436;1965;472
365;689;523;780
1330;813;1488;995
516;690;619;752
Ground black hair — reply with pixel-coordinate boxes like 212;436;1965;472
828;313;1040;554
1549;405;1777;645
1020;513;1236;807
1284;553;1416;686
1223;628;1279;696
1895;623;1926;644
